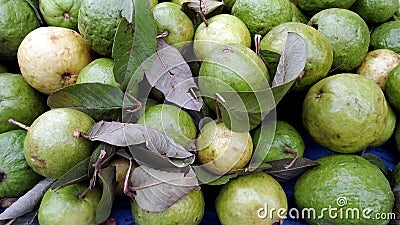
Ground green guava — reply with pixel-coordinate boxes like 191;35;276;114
385;64;400;112
39;0;83;31
17;26;93;95
231;0;292;36
357;49;400;90
0;130;42;198
193;14;251;60
294;154;394;225
197;121;253;175
253;120;305;162
38;183;101;225
308;8;370;72
370;105;396;147
0;0;40;60
351;0;398;24
152;2;194;52
137;104;197;149
216;172;288;225
370;20;400;54
198;43;270;112
131;190;205;225
302;74;388;153
78;0;121;56
392;162;400;186
291;2;308;23
24;108;95;178
0;73;47;134
260;22;333;90
76;58;124;89
297;0;356;14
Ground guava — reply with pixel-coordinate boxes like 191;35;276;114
357;49;400;90
39;0;83;31
370;105;396;147
253;120;304;162
385;64;400;112
216;172;288;225
231;0;292;36
38;183;101;225
351;0;398;24
193;14;251;60
297;0;356;15
392;162;400;186
131;189;205;225
0;0;40;60
308;8;370;72
393;119;400;153
294;154;394;225
291;2;308;23
76;58;124;90
152;2;194;52
196;121;253;175
198;43;270;112
302;74;388;153
0;73;47;134
0;130;42;198
370;20;400;54
260;22;333;90
24;108;95;178
78;0;121;56
17;26;93;95
137;104;197;149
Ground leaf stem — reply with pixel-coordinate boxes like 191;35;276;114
156;30;169;39
72;130;89;139
214;93;225;124
124;160;134;198
78;150;106;200
199;0;209;26
254;35;262;55
283;146;298;169
5;218;16;225
8;119;29;130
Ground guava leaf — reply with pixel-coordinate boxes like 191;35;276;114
0;178;55;220
86;121;195;167
47;83;124;121
218;32;307;132
112;0;158;89
260;50;281;79
6;207;39;225
131;165;200;212
118;0;133;23
362;153;389;176
51;157;90;190
88;143;116;175
145;39;203;111
96;166;116;224
264;158;319;182
182;0;223;15
25;0;44;26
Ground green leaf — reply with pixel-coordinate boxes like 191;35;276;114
260;50;281;78
264;158;318;182
25;0;44;26
131;165;199;212
86;121;195;167
362;153;389;176
218;32;307;132
112;0;158;88
47;83;124;121
51;157;90;190
0;178;54;220
96;166;116;224
118;0;133;23
182;0;223;15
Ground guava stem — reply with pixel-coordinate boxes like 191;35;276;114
156;30;169;39
72;129;89;139
254;35;262;55
8;119;29;130
63;12;70;19
123;160;134;197
199;0;209;26
283;146;298;169
77;187;90;200
5;218;16;225
214;93;225;124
